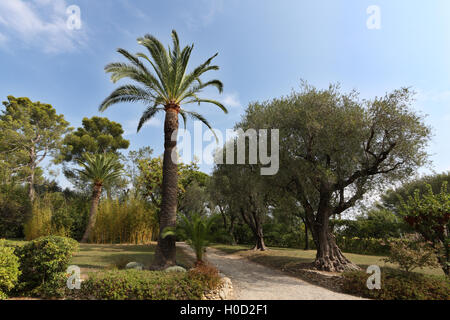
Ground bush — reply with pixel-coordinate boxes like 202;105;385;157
91;198;158;244
0;240;21;299
342;268;450;300
71;266;221;300
335;236;390;255
14;236;78;297
384;234;439;273
187;263;221;291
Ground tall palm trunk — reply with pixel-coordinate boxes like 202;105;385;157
154;106;179;268
81;183;103;243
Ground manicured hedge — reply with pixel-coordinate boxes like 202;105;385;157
341;268;450;300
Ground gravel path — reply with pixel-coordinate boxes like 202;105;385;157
178;243;364;300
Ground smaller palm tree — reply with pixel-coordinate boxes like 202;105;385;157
77;153;123;243
162;213;218;264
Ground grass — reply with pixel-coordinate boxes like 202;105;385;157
211;243;445;277
71;242;194;277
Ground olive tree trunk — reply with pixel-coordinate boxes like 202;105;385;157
310;206;359;272
154;107;179;268
81;183;102;243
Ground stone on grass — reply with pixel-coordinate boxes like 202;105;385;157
164;266;187;273
125;262;144;270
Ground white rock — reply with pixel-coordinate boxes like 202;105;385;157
125;262;144;270
164;266;187;273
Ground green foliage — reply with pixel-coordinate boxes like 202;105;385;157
14;236;78;297
0;96;71;201
400;183;450;276
0;240;21;298
235;83;431;266
332;209;409;240
23;193;71;240
71;267;220;300
136;156;209;211
60;116;129;162
91;197;158;244
163;213;218;262
342;268;450;300
76;153;124;186
0;184;31;238
381;171;450;213
335;236;389;255
383;234;439;272
99;30;227;133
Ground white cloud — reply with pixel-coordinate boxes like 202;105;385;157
0;0;86;53
222;93;241;108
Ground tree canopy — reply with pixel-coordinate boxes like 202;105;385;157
237;83;431;271
59;116;129;162
0;96;71;201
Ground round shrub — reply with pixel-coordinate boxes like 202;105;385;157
0;241;21;298
15;236;78;296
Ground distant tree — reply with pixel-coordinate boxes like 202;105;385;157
208;171;240;245
381;172;450;213
239;84;431;271
59;116;129;162
212;144;272;251
99;30;227;268
333;208;409;239
0;96;71;202
400;183;450;276
76;153;123;243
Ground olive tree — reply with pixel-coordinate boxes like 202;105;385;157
239;83;431;271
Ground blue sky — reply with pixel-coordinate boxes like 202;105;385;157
1;0;450;189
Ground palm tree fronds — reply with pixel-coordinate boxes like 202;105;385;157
137;105;164;132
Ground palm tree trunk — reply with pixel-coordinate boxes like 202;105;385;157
81;183;102;243
154;106;179;268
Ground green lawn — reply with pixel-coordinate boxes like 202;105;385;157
211;244;445;277
71;243;194;277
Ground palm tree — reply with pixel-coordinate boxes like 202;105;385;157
162;213;218;265
99;30;227;268
77;153;123;243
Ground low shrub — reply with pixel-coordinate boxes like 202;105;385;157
14;236;78;297
383;234;439;273
188;263;221;291
341;268;450;300
70;264;222;300
0;240;21;299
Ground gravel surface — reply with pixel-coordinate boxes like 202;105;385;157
178;243;365;300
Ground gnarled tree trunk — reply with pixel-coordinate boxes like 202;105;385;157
310;207;359;272
154;105;179;268
81;183;102;243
